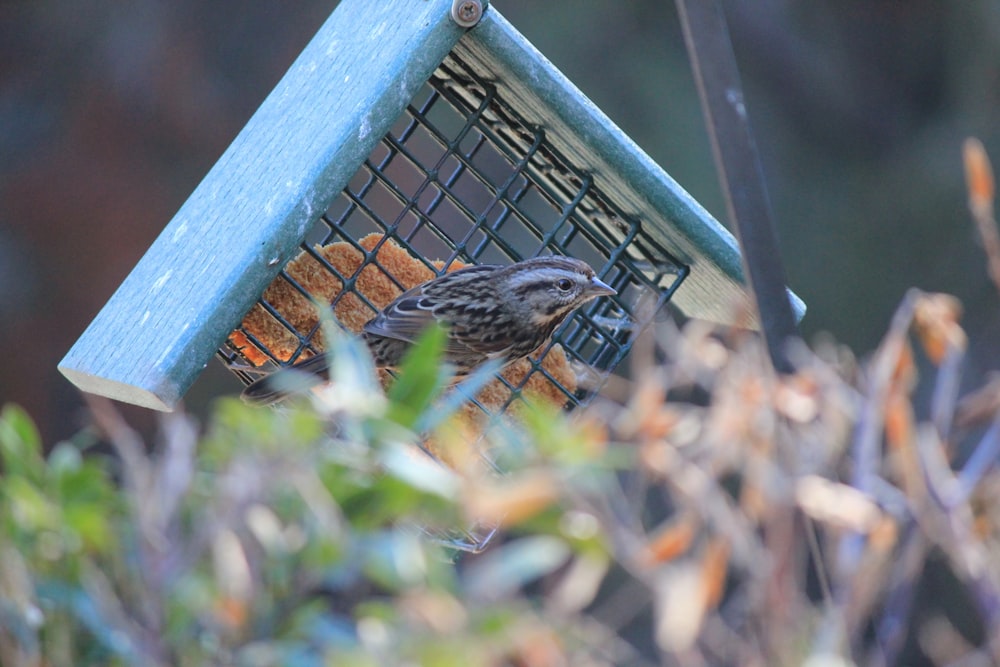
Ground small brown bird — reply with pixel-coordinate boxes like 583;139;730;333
241;256;616;405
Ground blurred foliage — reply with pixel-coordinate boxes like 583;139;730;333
6;258;1000;665
5;0;1000;458
1;144;999;666
0;327;626;666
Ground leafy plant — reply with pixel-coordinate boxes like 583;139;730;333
4;142;1000;665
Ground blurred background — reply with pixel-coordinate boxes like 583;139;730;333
2;0;999;444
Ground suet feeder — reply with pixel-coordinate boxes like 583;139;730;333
59;0;805;413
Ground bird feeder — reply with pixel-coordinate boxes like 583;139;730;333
59;0;805;413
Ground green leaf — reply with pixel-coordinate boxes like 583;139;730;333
415;359;502;433
288;600;356;647
360;531;429;590
515;400;605;465
319;310;382;398
408;637;492;667
0;404;44;479
37;581;135;658
378;442;459;500
63;503;114;553
335;471;455;530
328;649;381;667
4;476;57;532
462;536;571;600
205;398;326;463
385;324;452;430
47;442;83;475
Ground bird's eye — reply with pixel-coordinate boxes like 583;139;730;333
556;278;573;291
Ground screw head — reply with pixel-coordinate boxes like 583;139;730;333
451;0;483;28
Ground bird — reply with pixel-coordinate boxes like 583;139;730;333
241;255;616;405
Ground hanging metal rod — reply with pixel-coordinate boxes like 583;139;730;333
675;0;800;373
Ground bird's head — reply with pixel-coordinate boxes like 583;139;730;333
499;256;616;328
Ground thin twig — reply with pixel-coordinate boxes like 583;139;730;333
950;415;1000;508
963;138;1000;296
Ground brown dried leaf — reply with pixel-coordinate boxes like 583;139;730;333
885;387;915;451
614;374;670;440
638;514;697;567
510;625;567;667
464;471;560;527
700;537;730;610
964;137;995;212
868;515;899;554
774;373;821;423
795;475;881;533
912;293;966;364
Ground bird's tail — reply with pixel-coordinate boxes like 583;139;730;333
241;356;329;406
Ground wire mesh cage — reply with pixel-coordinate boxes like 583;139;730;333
219;51;689;415
59;1;774;415
57;0;788;554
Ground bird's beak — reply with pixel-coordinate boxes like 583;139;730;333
588;276;617;297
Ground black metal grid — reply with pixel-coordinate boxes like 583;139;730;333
218;51;689;415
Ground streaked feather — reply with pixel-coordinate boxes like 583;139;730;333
242;256;615;405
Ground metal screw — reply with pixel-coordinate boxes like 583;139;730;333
450;0;483;28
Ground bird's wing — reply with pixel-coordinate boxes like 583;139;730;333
363;266;515;366
362;286;437;344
